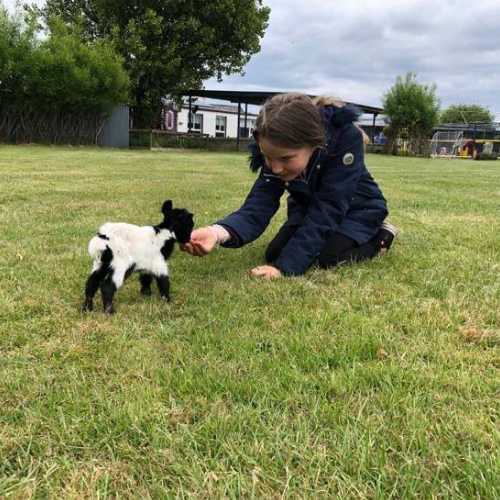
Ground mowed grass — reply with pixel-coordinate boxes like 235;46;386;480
1;146;500;500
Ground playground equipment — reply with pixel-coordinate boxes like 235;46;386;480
430;122;500;158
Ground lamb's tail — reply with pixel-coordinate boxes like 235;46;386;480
88;234;113;265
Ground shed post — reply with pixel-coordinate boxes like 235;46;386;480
371;113;377;153
188;95;193;133
236;98;242;151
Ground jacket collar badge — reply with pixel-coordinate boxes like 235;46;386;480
343;153;355;166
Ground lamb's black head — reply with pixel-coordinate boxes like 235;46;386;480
160;200;194;244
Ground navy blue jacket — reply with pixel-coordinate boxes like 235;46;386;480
217;104;388;276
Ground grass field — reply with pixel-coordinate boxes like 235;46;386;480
1;146;500;499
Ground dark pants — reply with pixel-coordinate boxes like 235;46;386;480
265;225;381;269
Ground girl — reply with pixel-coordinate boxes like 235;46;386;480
181;93;398;278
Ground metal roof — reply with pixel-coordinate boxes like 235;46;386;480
187;89;383;115
190;101;258;116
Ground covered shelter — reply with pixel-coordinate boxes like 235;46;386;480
186;89;384;149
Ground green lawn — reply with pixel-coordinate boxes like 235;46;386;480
1;146;500;499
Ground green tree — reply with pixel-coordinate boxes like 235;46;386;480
1;4;128;144
0;6;128;116
35;0;271;127
0;4;37;111
440;104;494;124
382;72;440;156
26;18;129;115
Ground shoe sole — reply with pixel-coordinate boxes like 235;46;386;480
380;222;400;237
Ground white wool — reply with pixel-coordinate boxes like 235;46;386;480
88;222;175;287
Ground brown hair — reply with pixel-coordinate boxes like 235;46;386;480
253;93;326;149
311;95;346;107
253;93;369;150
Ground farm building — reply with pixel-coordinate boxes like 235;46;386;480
162;100;258;138
162;91;384;147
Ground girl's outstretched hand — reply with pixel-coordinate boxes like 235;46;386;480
180;227;217;257
251;265;282;278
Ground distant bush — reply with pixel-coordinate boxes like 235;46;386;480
0;9;128;117
395;149;418;157
476;152;499;161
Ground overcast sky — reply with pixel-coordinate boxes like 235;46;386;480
5;0;500;119
205;0;500;120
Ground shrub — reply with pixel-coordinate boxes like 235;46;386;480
1;11;128;117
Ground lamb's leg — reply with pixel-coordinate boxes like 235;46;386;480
100;262;133;315
155;274;170;302
100;275;118;315
82;262;110;312
139;273;153;296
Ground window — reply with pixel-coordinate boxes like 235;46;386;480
239;118;256;138
188;113;203;133
215;116;227;137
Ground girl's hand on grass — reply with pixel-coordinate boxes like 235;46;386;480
251;265;282;278
180;227;217;257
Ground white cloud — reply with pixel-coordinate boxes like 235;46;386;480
204;0;500;115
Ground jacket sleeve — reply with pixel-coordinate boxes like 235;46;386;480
274;124;365;276
216;166;285;248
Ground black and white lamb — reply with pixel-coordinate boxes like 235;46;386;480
82;200;194;314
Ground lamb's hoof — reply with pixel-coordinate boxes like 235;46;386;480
104;305;115;316
82;300;93;312
140;288;152;296
161;296;170;303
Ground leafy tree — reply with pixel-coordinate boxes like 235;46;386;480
34;0;271;127
382;72;440;156
0;10;128;116
0;4;37;111
440;104;494;124
26;18;129;115
1;4;128;144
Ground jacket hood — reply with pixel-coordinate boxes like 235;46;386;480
318;104;361;130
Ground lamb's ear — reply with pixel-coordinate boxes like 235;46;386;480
162;200;173;216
